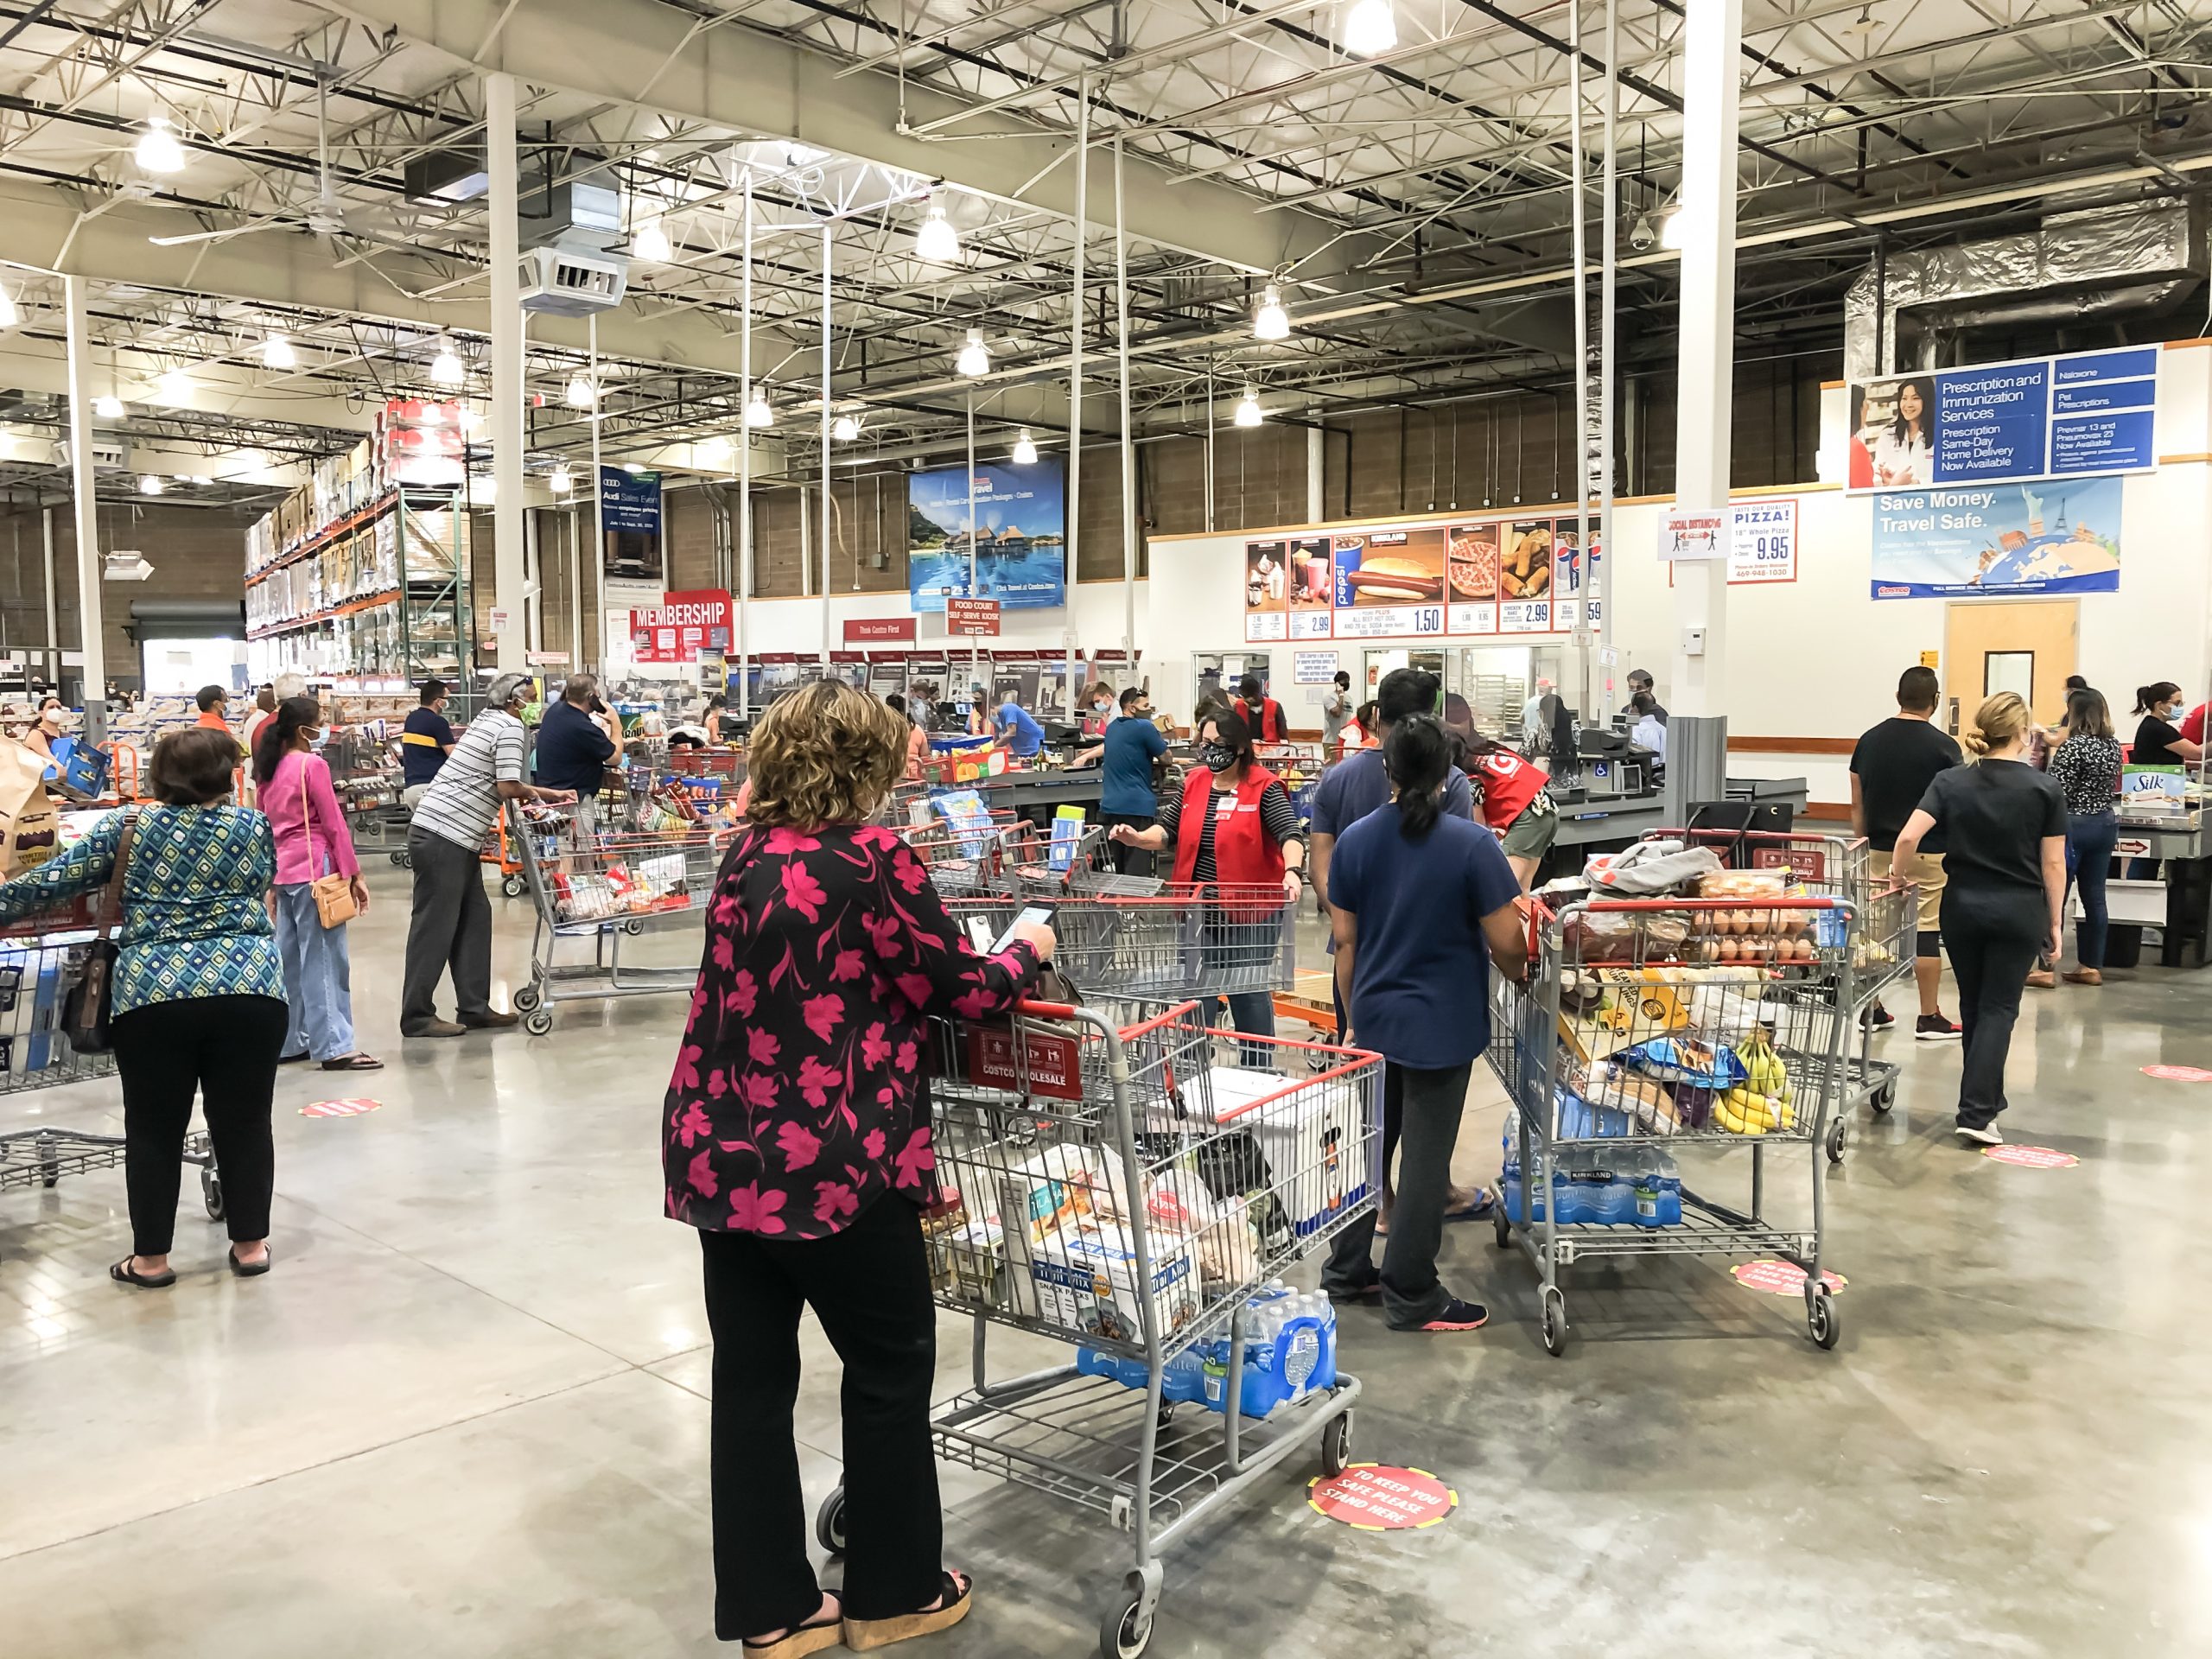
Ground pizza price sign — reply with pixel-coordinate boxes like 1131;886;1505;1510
1729;499;1799;583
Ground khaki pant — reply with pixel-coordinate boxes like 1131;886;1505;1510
1872;848;1946;937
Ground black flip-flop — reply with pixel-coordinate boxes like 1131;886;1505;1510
320;1053;384;1071
111;1256;175;1288
227;1246;273;1279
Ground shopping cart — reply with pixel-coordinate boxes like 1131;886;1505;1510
0;898;222;1217
505;807;735;1034
813;997;1378;1659
1488;889;1866;1355
940;885;1297;1004
1629;829;1916;1163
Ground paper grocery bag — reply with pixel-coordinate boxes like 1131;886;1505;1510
0;739;60;876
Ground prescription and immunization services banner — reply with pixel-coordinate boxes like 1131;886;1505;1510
1870;475;2123;600
907;457;1066;613
1847;346;2157;493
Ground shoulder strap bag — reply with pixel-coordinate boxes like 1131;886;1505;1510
296;753;359;929
60;807;139;1054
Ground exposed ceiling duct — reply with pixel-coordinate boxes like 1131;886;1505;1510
1843;198;2208;385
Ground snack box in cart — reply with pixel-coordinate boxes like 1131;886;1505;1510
1028;1220;1201;1345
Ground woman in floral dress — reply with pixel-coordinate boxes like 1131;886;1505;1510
663;679;1054;1658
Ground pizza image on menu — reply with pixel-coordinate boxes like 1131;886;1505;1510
1502;522;1554;599
1337;526;1446;606
1447;524;1499;601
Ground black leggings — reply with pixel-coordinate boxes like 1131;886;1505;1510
110;994;288;1255
698;1191;940;1639
1939;888;2045;1131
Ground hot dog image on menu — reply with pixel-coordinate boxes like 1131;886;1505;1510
1332;527;1448;638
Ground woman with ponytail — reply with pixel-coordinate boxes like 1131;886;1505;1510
1318;715;1529;1332
255;696;379;1071
1890;692;2065;1146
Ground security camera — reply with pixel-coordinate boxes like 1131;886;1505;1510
1629;213;1656;252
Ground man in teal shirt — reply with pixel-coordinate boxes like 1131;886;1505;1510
1081;686;1168;874
996;690;1046;759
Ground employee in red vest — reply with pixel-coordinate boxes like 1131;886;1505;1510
1109;709;1305;1058
1234;674;1287;746
1462;733;1558;889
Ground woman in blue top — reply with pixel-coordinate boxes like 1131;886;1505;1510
1319;716;1529;1332
0;727;288;1288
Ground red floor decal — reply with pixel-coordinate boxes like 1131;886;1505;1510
1730;1260;1847;1296
2141;1065;2212;1082
300;1098;381;1118
1981;1145;2077;1169
1306;1464;1457;1532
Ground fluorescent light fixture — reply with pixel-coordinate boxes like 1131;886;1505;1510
1342;0;1397;56
94;395;125;419
745;389;775;429
831;413;861;442
549;465;573;493
261;333;296;371
138;474;163;495
152;368;191;405
0;287;16;329
566;371;597;409
134;117;186;174
429;336;465;387
1234;387;1263;428
1012;429;1039;465
632;217;672;263
105;550;155;582
1253;284;1290;341
956;328;990;378
914;200;960;264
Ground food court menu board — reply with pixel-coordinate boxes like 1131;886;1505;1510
1255;514;1592;639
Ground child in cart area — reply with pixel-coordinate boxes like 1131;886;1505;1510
662;678;1056;1656
1319;715;1529;1332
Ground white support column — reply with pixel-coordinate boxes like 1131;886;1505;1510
1066;78;1089;597
737;171;754;721
486;73;527;677
1306;423;1324;525
1114;135;1135;652
41;505;58;689
1671;0;1742;719
818;222;831;668
62;275;105;738
567;505;583;667
588;312;605;669
1598;0;1618;694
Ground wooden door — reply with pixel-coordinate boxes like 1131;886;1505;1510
1942;599;2079;733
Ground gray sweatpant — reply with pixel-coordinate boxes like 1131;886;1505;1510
401;828;493;1032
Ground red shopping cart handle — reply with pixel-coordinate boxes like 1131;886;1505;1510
1578;895;1844;911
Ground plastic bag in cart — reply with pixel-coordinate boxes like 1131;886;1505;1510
1561;906;1691;963
1584;838;1725;896
1616;1034;1747;1090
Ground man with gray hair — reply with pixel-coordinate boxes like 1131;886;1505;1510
402;672;574;1039
532;671;620;843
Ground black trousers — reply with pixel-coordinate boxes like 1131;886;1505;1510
1940;887;2045;1131
110;994;287;1255
1321;1060;1471;1327
698;1191;940;1640
1098;810;1156;876
401;828;494;1032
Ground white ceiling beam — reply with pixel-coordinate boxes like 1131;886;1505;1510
315;0;1348;275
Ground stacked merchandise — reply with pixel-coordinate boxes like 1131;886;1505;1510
0;941;69;1085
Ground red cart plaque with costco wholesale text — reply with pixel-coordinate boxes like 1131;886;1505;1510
1306;1465;1457;1532
966;1024;1083;1100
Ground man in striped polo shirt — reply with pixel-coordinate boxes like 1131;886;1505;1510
401;672;575;1039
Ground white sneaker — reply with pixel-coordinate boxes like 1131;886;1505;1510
1954;1122;2004;1146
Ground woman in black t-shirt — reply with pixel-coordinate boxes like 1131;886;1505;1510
1891;693;2066;1147
2130;681;2203;767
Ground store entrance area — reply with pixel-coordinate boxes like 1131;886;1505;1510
2;874;2204;1656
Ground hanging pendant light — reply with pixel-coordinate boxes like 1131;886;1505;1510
1252;285;1290;341
914;199;961;264
94;395;125;419
955;329;990;378
429;335;465;387
134;117;186;174
261;332;297;371
1011;429;1039;465
632;217;672;263
1342;0;1397;56
152;367;192;405
831;413;861;442
1234;387;1264;428
566;370;597;409
549;464;574;493
138;474;163;495
745;389;775;429
697;433;733;466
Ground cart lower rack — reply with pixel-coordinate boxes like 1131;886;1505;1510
812;998;1377;1659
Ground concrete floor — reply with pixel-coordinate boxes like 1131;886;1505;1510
3;864;2209;1658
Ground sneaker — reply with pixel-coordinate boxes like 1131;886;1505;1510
1861;1001;1896;1031
1954;1122;2004;1146
1402;1297;1489;1333
1916;1013;1963;1042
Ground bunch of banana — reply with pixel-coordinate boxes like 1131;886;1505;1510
1741;1030;1792;1105
1714;1086;1794;1135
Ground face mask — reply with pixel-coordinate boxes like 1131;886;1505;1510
1094;699;1111;713
1198;741;1237;772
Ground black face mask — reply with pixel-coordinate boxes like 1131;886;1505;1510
1198;741;1237;772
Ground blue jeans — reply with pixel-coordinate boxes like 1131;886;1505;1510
276;876;356;1061
2066;809;2120;969
1200;907;1282;1065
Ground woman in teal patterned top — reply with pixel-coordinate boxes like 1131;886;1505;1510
0;728;289;1287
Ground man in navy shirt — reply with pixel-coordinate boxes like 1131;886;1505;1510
1079;685;1169;874
399;679;457;807
1320;715;1528;1332
995;690;1046;759
1310;666;1474;921
533;673;620;835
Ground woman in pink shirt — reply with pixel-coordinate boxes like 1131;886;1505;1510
253;696;380;1071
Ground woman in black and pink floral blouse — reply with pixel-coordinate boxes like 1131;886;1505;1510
664;679;1053;1658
